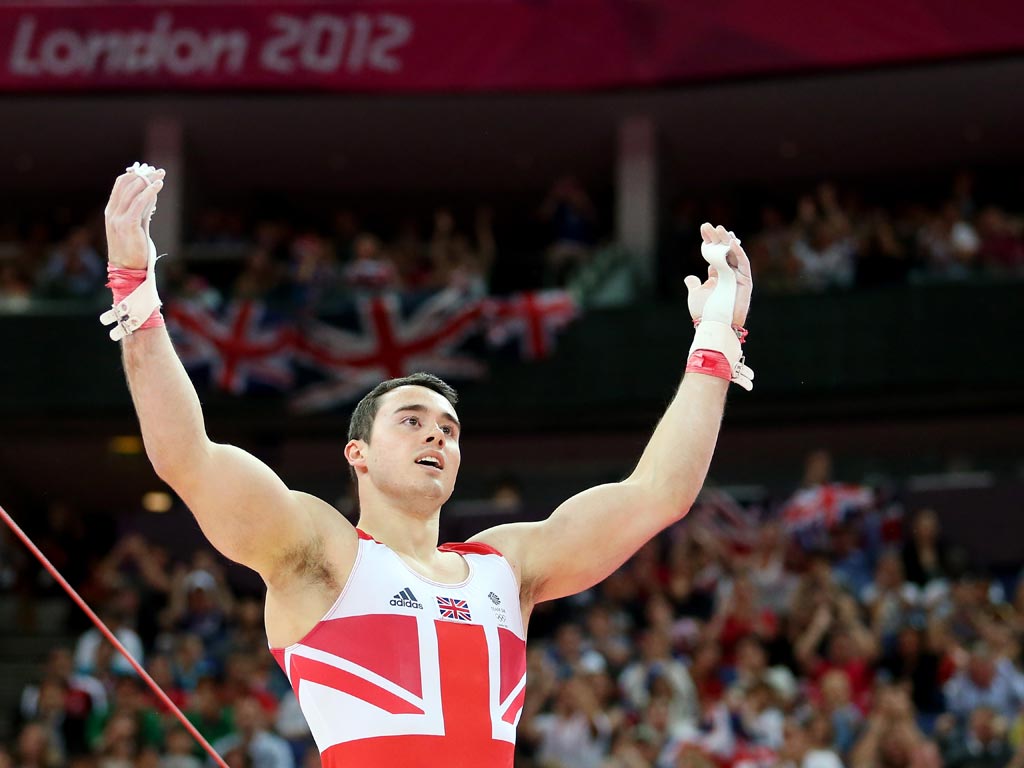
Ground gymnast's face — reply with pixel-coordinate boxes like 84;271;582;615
353;385;461;506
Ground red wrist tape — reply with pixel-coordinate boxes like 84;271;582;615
685;350;733;381
106;266;164;330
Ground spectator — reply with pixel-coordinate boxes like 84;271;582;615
602;725;659;768
583;604;632;675
849;684;941;768
159;726;202;768
160;259;222;310
234;248;284;300
171;635;216;695
748;206;798;293
342;232;398;292
879;624;945;719
222;654;279;716
938;705;1014;768
746;521;797;616
227;597;269;657
688;641;726;708
162;553;233;659
790;186;857;293
21;648;107;733
546;623;606;680
943;642;1024;722
273;691;312;766
707;571;778;665
901;508;956;589
25;677;70;766
831;521;875;598
540;176;597;285
918;202;979;279
732;679;784;749
85;676;164;755
523;675;612;768
776;715;843;768
15;721;62;768
96;534;173;651
645;592;694;655
862;550;922;650
288;234;339;313
144;655;187;714
663;536;714;624
73;594;145;678
37;226;104;299
212;696;294;768
93;710;140;768
433;207;495;295
817;668;863;756
184;677;234;749
0;259;33;312
975;206;1024;274
795;592;878;712
729;636;766;691
619;629;699;732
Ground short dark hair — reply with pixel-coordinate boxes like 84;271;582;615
347;373;459;483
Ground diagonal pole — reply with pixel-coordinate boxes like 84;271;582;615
0;502;229;768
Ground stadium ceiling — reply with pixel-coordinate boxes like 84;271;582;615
1;57;1022;198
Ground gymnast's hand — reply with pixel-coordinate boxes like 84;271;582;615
683;222;753;327
103;164;165;268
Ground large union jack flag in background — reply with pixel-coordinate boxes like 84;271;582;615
483;290;578;360
167;300;294;394
166;287;579;411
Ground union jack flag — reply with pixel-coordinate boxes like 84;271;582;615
165;287;580;411
781;483;875;533
688;489;760;552
290;289;486;412
484;290;578;360
436;597;472;622
166;300;294;394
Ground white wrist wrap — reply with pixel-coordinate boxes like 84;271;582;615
689;241;755;391
99;239;162;342
688;321;754;391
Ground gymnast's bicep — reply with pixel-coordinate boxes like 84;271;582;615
173;441;326;584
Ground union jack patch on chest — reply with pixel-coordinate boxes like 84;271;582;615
436;596;472;622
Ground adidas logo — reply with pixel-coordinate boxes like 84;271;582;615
390;588;423;610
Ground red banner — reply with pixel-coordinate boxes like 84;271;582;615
1;1;1022;93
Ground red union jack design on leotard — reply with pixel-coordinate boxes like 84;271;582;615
269;530;526;768
436;596;472;622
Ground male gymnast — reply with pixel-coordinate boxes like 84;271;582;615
101;163;753;767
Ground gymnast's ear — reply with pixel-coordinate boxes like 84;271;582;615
344;439;367;471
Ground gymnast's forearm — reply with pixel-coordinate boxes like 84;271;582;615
626;372;728;515
121;327;212;485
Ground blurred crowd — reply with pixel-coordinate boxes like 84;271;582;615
0;176;601;314
4;450;1024;768
2;525;313;768
2;171;1021;315
0;203;500;316
668;171;1023;296
737;173;1024;294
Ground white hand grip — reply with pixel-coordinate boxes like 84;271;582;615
99;239;161;341
700;241;736;325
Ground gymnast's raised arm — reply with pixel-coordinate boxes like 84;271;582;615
473;223;754;607
101;167;356;593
